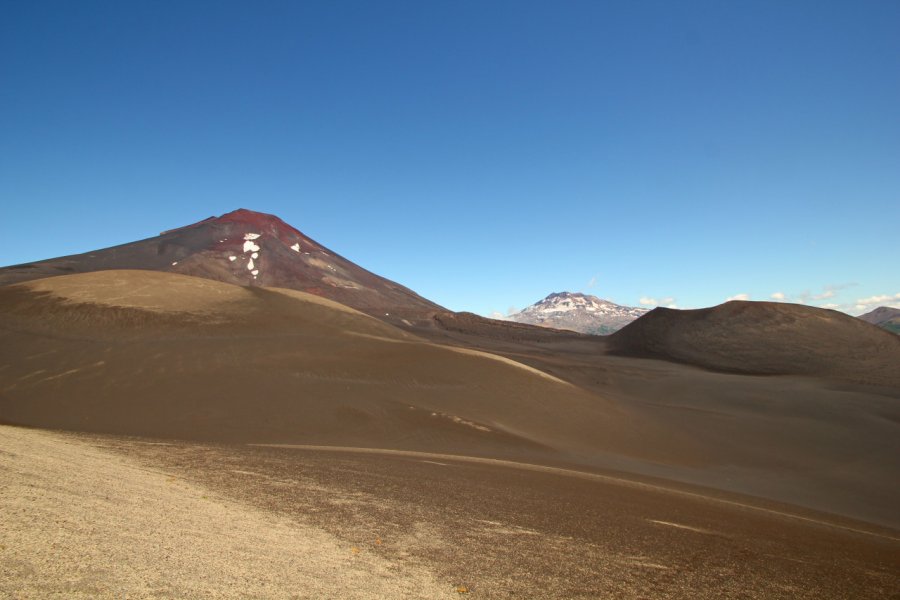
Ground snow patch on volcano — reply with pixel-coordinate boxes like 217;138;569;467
243;233;261;253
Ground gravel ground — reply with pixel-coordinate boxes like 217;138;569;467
2;425;898;599
0;425;457;599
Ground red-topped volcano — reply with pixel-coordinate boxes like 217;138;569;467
0;209;443;320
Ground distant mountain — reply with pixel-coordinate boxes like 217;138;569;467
505;291;649;335
609;301;900;387
858;306;900;334
0;208;443;322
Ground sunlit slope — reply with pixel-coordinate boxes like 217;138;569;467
0;271;677;462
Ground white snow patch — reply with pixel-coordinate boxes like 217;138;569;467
171;261;178;266
251;269;259;276
228;256;237;262
544;303;576;313
290;243;300;252
251;252;259;259
243;233;262;253
247;258;255;271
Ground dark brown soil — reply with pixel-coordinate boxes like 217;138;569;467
607;301;900;387
2;271;899;531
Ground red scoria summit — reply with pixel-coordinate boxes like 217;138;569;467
0;208;443;322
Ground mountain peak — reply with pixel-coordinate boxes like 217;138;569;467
1;208;443;320
545;291;592;300
507;291;648;335
164;209;303;240
216;209;302;235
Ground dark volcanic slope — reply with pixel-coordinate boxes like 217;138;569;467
609;300;900;387
0;208;442;321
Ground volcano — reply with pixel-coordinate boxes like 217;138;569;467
0;209;443;322
506;291;648;335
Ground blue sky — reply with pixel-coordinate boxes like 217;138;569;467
2;1;898;316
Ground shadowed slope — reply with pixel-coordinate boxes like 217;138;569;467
0;270;683;464
608;301;900;387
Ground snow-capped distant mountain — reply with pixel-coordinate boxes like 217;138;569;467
506;291;649;335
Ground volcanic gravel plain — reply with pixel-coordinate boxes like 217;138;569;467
1;269;898;598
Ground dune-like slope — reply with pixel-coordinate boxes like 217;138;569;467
609;301;900;387
0;270;673;463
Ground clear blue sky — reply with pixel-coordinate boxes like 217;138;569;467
2;1;898;316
